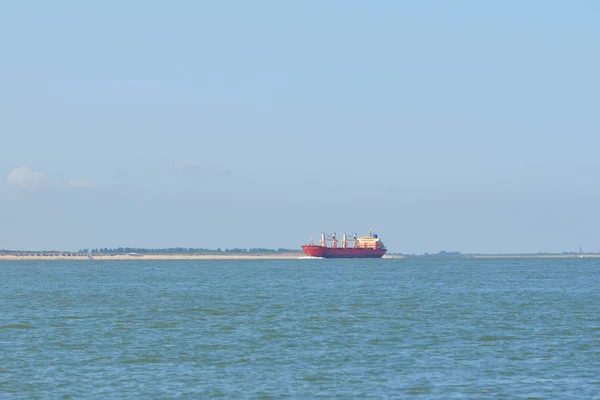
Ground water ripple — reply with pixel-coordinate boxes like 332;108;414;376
1;258;599;398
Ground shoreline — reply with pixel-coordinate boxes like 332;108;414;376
0;253;306;261
0;253;402;261
0;253;597;261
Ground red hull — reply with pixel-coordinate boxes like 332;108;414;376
301;245;386;259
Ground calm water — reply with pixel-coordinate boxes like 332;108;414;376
1;258;599;399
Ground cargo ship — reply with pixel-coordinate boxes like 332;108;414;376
301;229;387;258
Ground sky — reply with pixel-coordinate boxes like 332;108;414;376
1;1;599;254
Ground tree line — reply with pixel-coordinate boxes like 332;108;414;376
78;247;300;254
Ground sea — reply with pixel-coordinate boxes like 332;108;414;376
1;258;599;399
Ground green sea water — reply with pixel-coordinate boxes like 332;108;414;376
1;258;599;399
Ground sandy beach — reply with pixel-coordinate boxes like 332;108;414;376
0;253;310;261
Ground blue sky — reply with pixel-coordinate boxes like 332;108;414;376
1;1;599;253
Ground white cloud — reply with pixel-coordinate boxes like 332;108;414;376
67;178;96;189
6;166;45;187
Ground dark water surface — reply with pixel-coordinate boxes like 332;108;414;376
1;258;599;398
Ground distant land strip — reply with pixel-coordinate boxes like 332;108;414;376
0;249;597;260
0;248;304;260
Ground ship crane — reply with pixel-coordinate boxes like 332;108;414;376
343;232;360;248
320;232;359;248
